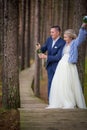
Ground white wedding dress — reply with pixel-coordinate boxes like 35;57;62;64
47;45;86;109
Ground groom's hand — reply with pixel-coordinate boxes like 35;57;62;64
41;54;47;59
38;53;47;59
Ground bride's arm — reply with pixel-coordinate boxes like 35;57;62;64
74;23;87;47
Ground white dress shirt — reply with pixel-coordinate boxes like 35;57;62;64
52;37;60;48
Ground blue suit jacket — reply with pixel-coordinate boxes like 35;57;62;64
41;37;65;73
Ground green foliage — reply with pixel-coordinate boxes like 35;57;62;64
0;108;7;114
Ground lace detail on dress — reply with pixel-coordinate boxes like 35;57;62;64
62;44;70;55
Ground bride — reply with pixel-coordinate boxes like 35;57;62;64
47;23;87;109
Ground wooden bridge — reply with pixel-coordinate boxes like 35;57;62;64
19;64;87;130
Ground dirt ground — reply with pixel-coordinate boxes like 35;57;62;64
0;109;20;130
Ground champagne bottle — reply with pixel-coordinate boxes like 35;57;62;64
83;16;87;23
36;43;42;54
37;49;42;54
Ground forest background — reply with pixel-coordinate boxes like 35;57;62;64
0;0;87;109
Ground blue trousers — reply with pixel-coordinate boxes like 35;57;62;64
47;67;55;98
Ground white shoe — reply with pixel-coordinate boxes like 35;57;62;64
45;106;53;109
63;106;74;109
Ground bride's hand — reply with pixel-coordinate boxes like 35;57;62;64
81;23;87;29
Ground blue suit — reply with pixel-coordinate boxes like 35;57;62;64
41;37;65;97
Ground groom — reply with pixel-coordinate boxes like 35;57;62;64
36;25;65;98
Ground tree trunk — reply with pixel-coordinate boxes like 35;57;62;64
30;0;35;59
34;0;40;97
2;0;20;109
73;0;87;91
24;0;31;68
0;0;4;83
20;0;26;70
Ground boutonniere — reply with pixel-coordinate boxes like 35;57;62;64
54;46;57;48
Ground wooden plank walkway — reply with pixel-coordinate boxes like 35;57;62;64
19;64;47;109
19;64;87;130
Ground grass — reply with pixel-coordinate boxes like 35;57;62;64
0;108;7;114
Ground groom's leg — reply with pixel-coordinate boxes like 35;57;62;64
47;68;54;98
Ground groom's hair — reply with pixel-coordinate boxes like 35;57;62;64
51;25;61;32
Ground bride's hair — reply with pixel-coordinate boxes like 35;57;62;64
64;29;77;39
